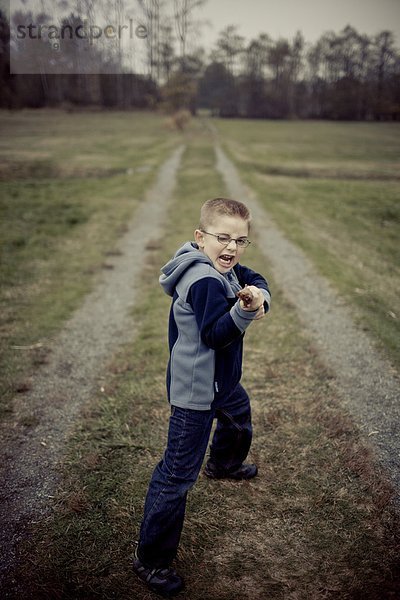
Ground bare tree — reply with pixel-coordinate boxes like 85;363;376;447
173;0;205;58
358;33;373;119
158;23;175;82
241;36;270;117
287;31;305;116
374;30;396;117
245;38;267;80
267;37;291;86
212;25;244;76
135;0;163;79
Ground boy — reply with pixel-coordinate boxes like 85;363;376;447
133;197;271;597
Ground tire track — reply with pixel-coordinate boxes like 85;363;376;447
215;143;400;508
0;145;185;595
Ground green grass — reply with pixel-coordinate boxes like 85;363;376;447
215;118;400;366
13;126;400;599
0;110;178;179
215;119;400;178
0;110;183;414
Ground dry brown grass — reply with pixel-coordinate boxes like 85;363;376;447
164;109;192;131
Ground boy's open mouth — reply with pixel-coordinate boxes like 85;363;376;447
218;254;235;268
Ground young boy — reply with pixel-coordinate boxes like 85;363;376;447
133;197;271;597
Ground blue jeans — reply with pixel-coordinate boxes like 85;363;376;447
137;384;252;568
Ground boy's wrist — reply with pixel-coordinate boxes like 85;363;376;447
230;301;260;332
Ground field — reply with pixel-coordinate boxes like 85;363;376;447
0;110;182;414
0;111;399;599
216;119;400;365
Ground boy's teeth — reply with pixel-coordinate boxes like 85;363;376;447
219;255;233;265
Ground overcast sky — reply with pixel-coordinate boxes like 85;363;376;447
198;0;400;50
8;0;400;53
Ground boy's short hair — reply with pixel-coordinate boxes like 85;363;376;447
199;197;252;230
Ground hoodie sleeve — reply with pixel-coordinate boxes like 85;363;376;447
234;264;271;312
187;277;259;350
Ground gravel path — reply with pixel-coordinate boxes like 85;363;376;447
0;145;185;594
215;144;400;507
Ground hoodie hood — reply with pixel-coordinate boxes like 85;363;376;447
159;241;213;297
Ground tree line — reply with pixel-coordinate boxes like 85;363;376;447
1;1;399;120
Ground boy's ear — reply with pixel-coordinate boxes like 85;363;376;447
194;229;205;248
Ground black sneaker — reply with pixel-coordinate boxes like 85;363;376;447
133;548;184;598
204;462;258;480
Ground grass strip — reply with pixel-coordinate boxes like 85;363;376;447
0;110;182;415
216;118;400;367
14;127;400;599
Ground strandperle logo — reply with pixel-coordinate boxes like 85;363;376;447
15;19;148;50
9;2;149;75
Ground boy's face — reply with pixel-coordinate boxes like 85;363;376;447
194;214;249;274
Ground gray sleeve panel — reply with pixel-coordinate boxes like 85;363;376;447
262;289;271;310
169;296;216;410
230;302;260;332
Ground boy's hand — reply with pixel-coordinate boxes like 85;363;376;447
253;304;265;320
237;285;265;313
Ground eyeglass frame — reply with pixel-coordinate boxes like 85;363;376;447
200;230;251;248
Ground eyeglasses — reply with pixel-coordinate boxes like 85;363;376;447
201;230;251;248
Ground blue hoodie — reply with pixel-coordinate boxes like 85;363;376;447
159;242;271;410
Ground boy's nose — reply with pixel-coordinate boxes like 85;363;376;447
225;239;237;251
